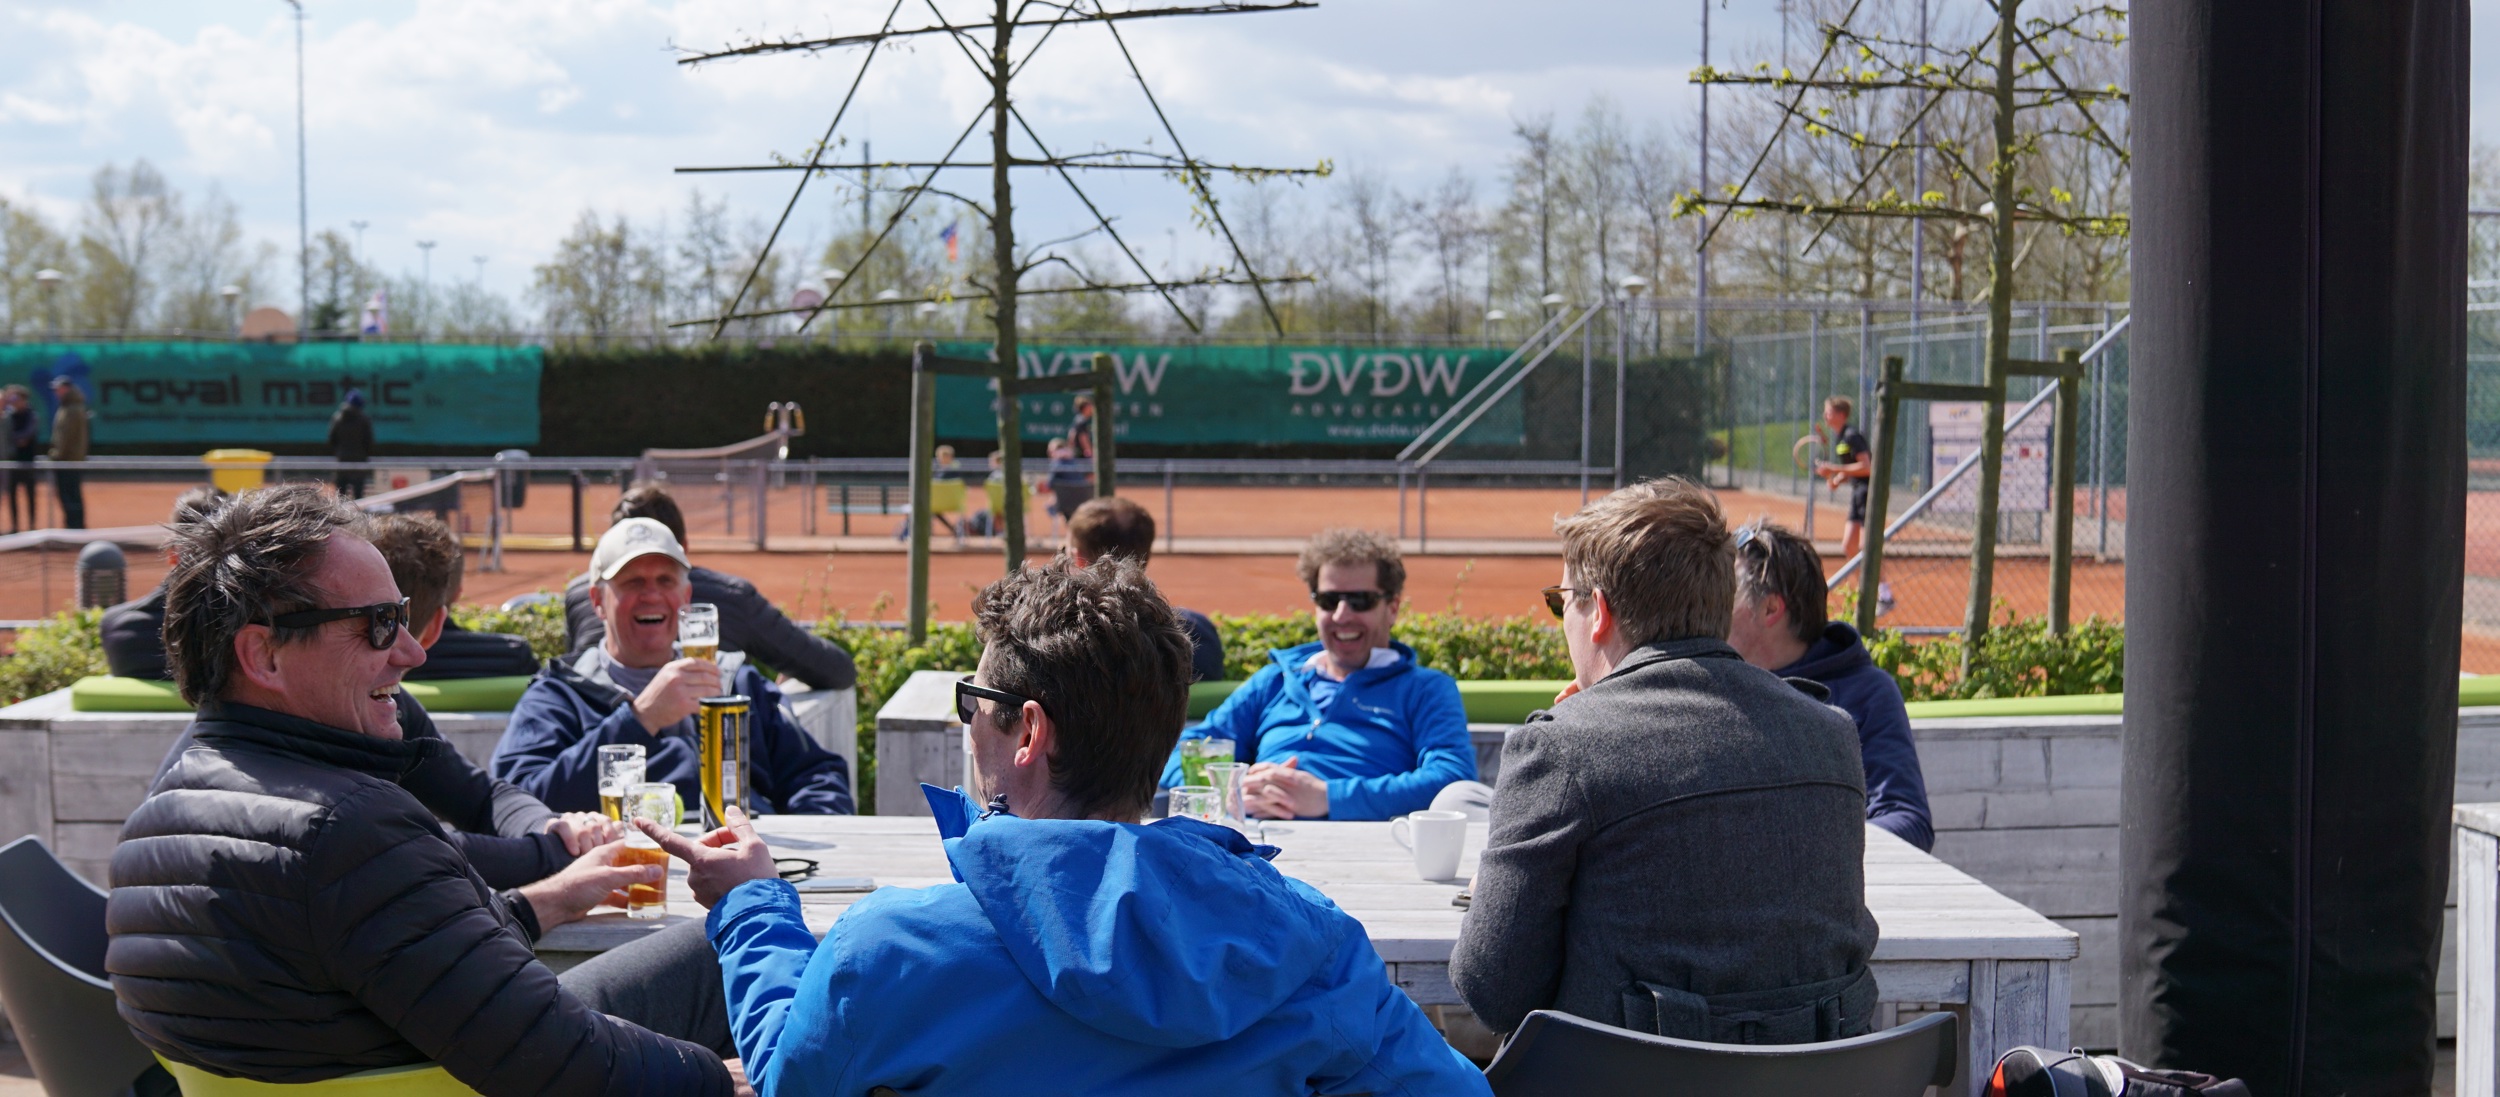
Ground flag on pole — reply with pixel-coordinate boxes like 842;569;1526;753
941;222;959;263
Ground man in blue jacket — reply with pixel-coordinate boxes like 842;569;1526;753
638;557;1487;1097
1164;528;1475;820
496;517;853;815
1726;520;1934;850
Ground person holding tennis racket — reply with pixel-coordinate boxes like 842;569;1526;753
1815;396;1874;560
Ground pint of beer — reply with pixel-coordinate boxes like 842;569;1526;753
596;744;645;821
619;781;678;920
698;695;751;830
679;603;720;663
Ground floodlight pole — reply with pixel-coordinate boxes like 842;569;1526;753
284;0;308;328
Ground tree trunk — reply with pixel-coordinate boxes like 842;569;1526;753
990;0;1026;572
1960;0;2021;670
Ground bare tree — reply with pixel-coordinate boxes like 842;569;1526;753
1410;168;1479;336
532;210;664;343
1335;170;1402;337
75;161;181;332
0;200;72;336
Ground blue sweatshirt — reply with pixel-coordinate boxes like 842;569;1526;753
703;786;1490;1097
493;653;854;816
1165;641;1477;820
1776;622;1935;850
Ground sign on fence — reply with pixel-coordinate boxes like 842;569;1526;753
1;342;542;447
1930;400;2050;512
930;343;1523;445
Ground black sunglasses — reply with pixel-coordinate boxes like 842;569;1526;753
1540;585;1595;620
269;597;411;651
956;675;1046;727
1311;590;1384;613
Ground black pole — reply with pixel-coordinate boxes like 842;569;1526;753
570;470;586;553
2124;0;2465;1090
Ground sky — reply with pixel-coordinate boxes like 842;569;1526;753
3;0;2499;314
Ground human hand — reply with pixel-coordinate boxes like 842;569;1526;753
515;838;663;930
631;658;724;733
543;812;620;856
1240;756;1328;820
726;1058;755;1097
636;806;776;908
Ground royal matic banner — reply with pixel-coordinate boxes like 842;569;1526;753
931;342;1522;446
0;342;542;447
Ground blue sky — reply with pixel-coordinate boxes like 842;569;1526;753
2;1;2497;310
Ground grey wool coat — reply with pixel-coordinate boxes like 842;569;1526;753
1448;637;1881;1041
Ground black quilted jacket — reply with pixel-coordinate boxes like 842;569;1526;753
106;702;730;1096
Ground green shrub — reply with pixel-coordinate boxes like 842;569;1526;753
0;610;109;707
450;598;570;662
1864;612;2125;702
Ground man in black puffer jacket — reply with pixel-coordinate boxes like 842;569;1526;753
107;483;736;1095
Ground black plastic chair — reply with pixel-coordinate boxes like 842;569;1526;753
0;835;161;1096
1483;1008;1959;1097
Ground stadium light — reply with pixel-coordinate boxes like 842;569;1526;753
1618;275;1650;298
1539;293;1567;313
1485;309;1508;322
221;284;244;336
35;268;63;338
819;268;845;288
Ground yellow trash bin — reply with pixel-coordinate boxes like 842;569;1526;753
203;449;274;493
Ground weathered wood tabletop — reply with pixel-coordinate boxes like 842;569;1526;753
540;815;2073;1095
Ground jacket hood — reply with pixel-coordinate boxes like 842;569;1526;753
191;699;444;782
1266;639;1420;682
942;810;1343;1048
1777;622;1876;682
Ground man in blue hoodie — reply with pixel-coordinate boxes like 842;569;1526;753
1164;528;1475;820
1726;520;1934;850
639;557;1488;1097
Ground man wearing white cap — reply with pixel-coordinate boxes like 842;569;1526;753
493;517;855;815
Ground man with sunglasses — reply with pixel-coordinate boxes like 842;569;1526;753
108;483;743;1094
636;557;1488;1097
499;516;854;817
1449;478;1879;1044
1161;528;1474;821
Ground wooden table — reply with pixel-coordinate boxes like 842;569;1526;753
541;816;2074;1095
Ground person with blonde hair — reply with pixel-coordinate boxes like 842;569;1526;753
1450;478;1879;1042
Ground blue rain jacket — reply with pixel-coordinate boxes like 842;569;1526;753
704;785;1490;1097
1164;641;1476;820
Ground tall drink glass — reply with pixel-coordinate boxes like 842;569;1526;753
1180;738;1235;788
596;744;646;821
1204;762;1248;832
620;782;678;919
678;603;720;663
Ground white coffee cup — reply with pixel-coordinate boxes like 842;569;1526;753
1390;810;1469;881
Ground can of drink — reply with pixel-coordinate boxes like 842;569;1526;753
698;694;751;829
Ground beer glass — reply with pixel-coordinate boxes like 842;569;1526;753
620;782;678;919
596;745;646;821
678;603;721;663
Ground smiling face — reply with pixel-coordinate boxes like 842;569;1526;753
593;553;691;669
1312;560;1398;676
272;536;427;738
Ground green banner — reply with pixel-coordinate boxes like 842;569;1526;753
932;342;1521;445
1;342;541;447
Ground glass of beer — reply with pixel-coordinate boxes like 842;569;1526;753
679;603;720;663
597;745;646;821
619;782;678;920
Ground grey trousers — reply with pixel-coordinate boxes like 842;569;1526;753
556;920;738;1058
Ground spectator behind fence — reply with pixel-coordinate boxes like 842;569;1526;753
108;483;740;1094
366;512;540;681
638;557;1490;1097
3;385;36;533
1163;529;1475;821
48;375;87;529
504;517;854;816
1727;519;1935;850
102;485;231;681
136;496;613;890
1449;478;1879;1041
328;389;374;500
565;484;859;691
1067;496;1224;682
1044;438;1092;538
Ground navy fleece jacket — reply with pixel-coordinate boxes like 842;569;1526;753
1776;622;1935;850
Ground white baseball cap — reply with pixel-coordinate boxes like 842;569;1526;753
590;517;690;581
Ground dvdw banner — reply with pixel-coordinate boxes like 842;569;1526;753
1;342;542;447
932;342;1521;445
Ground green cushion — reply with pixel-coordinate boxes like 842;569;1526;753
1184;678;1573;724
68;675;535;714
1903;693;2125;719
69;676;188;712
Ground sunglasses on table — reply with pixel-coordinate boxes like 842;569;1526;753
955;675;1049;727
268;597;412;651
1539;585;1595;620
1310;590;1385;613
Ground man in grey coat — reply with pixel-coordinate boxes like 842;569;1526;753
1449;477;1880;1043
